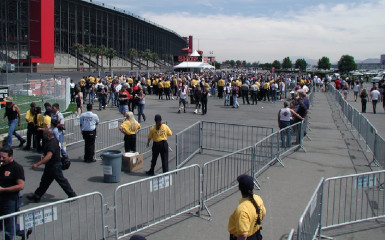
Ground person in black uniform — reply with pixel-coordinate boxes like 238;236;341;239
0;146;32;240
201;87;209;115
27;129;76;202
80;104;99;163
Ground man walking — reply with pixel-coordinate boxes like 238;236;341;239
0;146;31;240
27;129;76;202
51;103;69;161
2;97;26;148
80;104;99;163
146;114;172;175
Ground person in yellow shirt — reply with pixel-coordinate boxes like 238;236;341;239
228;174;266;240
164;79;171;100
146;114;172;175
158;80;164;100
119;112;141;152
24;102;36;150
152;78;158;95
147;78;152;95
217;78;225;98
33;107;44;152
262;81;270;101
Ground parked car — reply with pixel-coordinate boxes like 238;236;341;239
371;71;385;83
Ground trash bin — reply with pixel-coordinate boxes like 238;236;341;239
101;150;122;183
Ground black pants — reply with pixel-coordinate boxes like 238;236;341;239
251;91;258;104
201;100;208;114
242;90;250;104
35;128;43;152
26;122;35;148
230;229;262;240
361;99;367;113
35;164;76;198
82;130;96;161
218;86;224;98
150;141;169;173
124;134;136;152
372;100;378;113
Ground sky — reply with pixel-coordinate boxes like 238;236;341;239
92;0;385;64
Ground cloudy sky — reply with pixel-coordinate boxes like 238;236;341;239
94;0;385;63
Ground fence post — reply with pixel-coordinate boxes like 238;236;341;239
199;121;203;154
175;134;179;169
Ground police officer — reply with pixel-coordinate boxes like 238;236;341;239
145;114;172;175
0;146;32;240
27;129;76;202
80;104;99;162
51;103;69;161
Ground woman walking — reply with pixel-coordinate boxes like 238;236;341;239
359;88;368;113
119;112;141;152
136;88;146;123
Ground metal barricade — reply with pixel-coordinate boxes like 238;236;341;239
352;108;361;133
175;121;201;168
201;121;273;153
94;118;125;153
113;165;201;239
287;228;295;240
374;134;385;168
201;146;254;216
297;178;324;240
277;122;303;159
366;122;377;153
64;117;83;146
254;132;280;176
321;170;385;231
0;192;105;240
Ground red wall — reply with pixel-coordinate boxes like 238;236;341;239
30;0;54;63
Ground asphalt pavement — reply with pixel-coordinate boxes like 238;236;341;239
9;87;385;240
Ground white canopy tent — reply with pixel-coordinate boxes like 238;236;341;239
173;50;215;71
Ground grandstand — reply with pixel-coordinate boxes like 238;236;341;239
0;0;187;72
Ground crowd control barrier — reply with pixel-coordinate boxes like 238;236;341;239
329;85;384;168
297;178;324;240
112;165;201;239
0;192;105;240
201;146;254;216
296;170;385;240
176;121;273;168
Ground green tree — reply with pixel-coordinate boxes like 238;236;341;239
338;55;357;73
318;56;331;70
142;49;152;70
128;48;138;70
72;43;84;71
295;58;307;71
106;48;117;71
259;63;272;70
214;61;221;69
282;57;292;69
97;45;107;71
151;52;159;70
84;44;95;72
272;60;281;70
228;60;235;68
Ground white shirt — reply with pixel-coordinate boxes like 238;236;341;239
371;90;381;100
279;108;291;122
80;111;99;131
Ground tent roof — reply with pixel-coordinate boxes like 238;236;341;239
173;61;215;69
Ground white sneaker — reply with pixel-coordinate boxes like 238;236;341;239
194;109;198;114
172;97;174;100
198;109;202;113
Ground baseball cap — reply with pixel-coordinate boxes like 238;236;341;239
237;174;254;191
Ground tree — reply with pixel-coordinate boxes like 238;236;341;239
213;61;221;69
318;56;331;70
282;57;292;69
84;44;95;72
259;63;272;70
142;49;152;70
106;48;117;71
295;58;307;71
272;60;281;70
97;45;107;71
338;55;357;73
72;43;83;71
128;48;138;70
151;52;159;70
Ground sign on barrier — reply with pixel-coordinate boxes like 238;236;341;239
150;175;173;192
19;207;58;230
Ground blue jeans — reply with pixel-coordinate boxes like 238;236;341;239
7;119;24;147
232;95;239;107
98;94;106;110
272;90;277;102
279;121;292;148
0;198;26;239
137;104;146;122
225;94;230;106
88;90;95;104
107;92;115;106
58;130;69;159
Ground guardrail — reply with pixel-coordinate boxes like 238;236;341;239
296;170;385;240
0;192;105;240
175;121;201;168
328;85;384;168
113;164;201;239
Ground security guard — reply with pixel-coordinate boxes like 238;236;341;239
146;114;172;175
79;104;99;162
228;174;266;240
